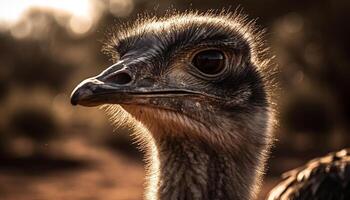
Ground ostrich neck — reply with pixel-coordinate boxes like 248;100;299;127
146;133;260;200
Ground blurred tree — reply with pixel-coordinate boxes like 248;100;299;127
0;35;74;92
8;106;59;156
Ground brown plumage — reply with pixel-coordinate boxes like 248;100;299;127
267;148;350;200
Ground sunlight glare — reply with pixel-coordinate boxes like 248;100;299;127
0;0;135;37
0;0;96;34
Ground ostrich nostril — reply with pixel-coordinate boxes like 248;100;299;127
106;72;133;85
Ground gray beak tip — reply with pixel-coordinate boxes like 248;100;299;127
70;79;95;106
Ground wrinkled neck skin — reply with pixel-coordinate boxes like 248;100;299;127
121;106;272;200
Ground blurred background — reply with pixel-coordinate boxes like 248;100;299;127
0;0;349;199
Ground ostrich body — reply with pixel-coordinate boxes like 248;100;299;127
267;148;350;200
71;12;275;200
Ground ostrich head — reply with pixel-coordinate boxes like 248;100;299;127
71;11;275;200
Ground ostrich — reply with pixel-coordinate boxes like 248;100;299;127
71;12;276;200
70;11;350;200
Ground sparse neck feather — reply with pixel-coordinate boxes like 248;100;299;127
145;129;266;200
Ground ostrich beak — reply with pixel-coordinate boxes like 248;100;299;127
70;62;205;107
70;62;135;107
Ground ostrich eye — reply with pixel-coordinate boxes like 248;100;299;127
192;49;225;75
